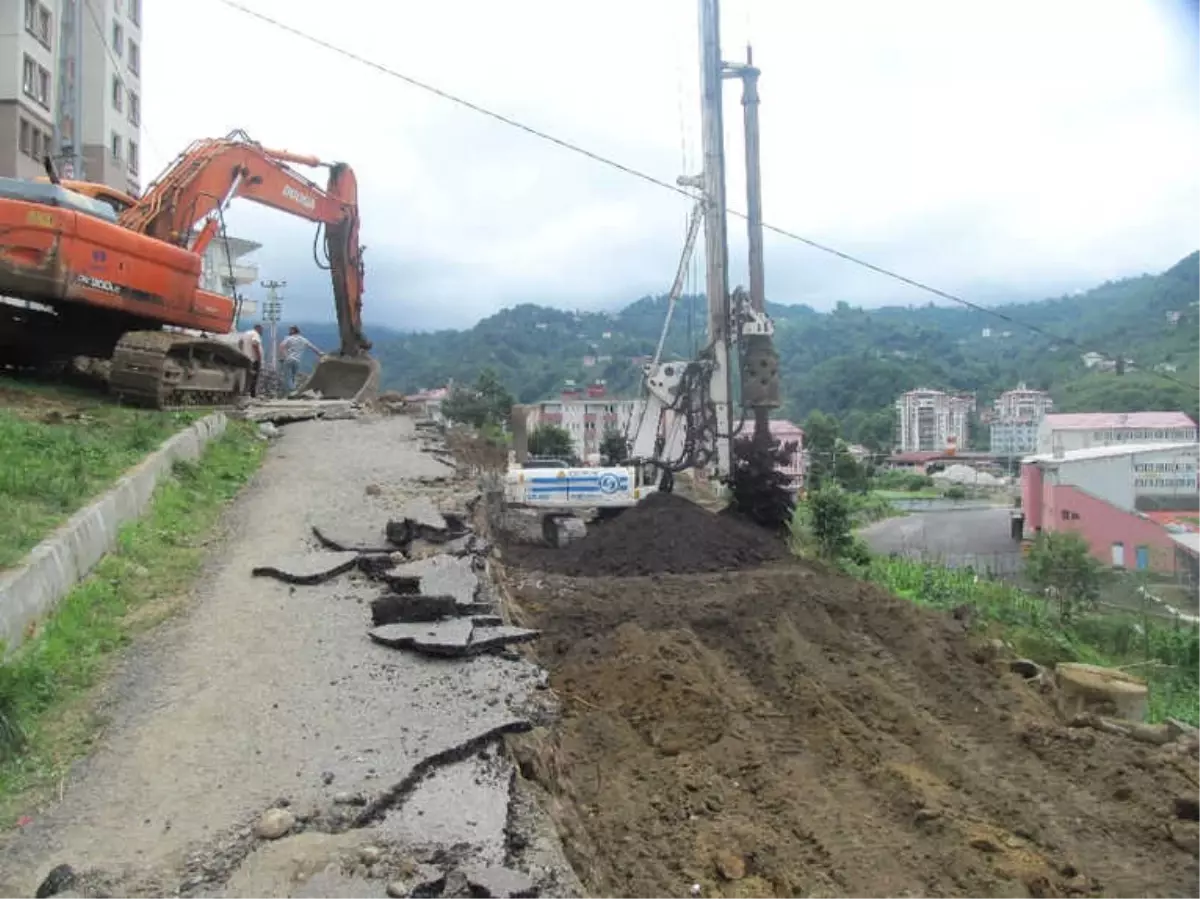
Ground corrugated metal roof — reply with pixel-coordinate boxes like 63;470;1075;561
1022;442;1200;464
1043;411;1197;430
1169;531;1200;557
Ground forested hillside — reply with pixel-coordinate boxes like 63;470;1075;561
295;252;1199;447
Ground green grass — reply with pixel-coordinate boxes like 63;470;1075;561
0;380;202;569
871;488;940;501
858;556;1200;725
0;421;265;820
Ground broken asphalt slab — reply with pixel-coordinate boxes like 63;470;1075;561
312;523;398;554
384;556;479;606
371;594;459;625
251;551;361;585
463;866;539;899
369;621;540;658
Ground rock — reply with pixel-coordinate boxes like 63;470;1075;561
332;791;367;806
713;850;746;881
442;870;471;898
258;422;280;439
386;881;410;898
914;807;942;824
1167;718;1199;741
1009;658;1042;679
254;808;295;840
358;845;384;865
463;865;539;898
312;524;396;554
251;552;361;586
969;836;1002;853
35;864;76;899
371;594;459;625
1175;796;1200;821
1126;722;1172;745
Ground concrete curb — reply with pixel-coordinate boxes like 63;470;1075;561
0;412;229;656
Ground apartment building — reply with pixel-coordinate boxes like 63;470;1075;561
0;1;142;191
1;0;60;179
989;383;1054;456
895;388;975;453
74;0;142;194
526;395;641;463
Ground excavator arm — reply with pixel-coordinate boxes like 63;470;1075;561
120;131;370;360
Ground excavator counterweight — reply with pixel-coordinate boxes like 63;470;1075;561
0;131;379;407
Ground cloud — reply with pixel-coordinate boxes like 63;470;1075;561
145;0;1199;329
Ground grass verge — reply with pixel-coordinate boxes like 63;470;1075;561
858;555;1200;725
0;378;201;569
0;420;265;822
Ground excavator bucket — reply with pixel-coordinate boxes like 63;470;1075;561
298;354;381;403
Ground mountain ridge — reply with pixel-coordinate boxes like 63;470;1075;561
291;251;1199;445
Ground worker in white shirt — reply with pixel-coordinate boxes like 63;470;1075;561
239;324;264;397
278;325;322;393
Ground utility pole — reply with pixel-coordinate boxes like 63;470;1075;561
697;0;734;479
260;279;286;396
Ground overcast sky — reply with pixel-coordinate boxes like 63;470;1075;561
142;0;1199;330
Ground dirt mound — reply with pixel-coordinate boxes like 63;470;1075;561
505;491;788;577
504;564;1199;898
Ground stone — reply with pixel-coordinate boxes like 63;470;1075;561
251;552;361;586
463;865;539;898
713;850;746;881
1009;658;1042;679
1167;718;1199;741
1175;796;1200;821
442;870;472;898
332;791;366;806
386;881;410;898
254;808;295;840
358;845;384;865
35;864;77;899
371;594;458;625
311;524;396;554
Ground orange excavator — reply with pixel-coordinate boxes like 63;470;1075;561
0;130;379;407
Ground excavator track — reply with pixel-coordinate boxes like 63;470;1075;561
109;330;251;411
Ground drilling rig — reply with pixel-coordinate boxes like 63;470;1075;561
505;0;793;537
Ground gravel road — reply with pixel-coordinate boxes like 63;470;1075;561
0;415;571;898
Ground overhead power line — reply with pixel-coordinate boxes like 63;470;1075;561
214;0;1198;396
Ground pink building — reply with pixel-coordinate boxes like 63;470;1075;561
1021;441;1199;575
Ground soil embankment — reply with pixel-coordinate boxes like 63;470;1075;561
501;496;1199;898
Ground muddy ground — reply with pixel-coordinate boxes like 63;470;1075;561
501;556;1199;898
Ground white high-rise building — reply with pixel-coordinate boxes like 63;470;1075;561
895;388;974;453
0;1;142;191
75;0;142;194
0;0;61;180
989;383;1054;456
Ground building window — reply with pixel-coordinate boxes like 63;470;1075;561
19;119;33;157
127;90;140;125
128;40;140;75
114;0;122;13
128;139;139;175
1110;542;1125;569
111;75;123;111
111;131;122;162
130;0;141;26
112;21;124;56
22;55;51;109
24;1;51;47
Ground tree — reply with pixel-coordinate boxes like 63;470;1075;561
803;410;840;489
1024;531;1105;620
528;424;574;460
599;429;629;465
442;368;514;429
727;435;797;533
807;483;854;560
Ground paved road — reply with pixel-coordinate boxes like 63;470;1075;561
0;415;571;897
860;507;1024;575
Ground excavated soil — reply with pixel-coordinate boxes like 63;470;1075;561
505;491;788;576
503;562;1200;899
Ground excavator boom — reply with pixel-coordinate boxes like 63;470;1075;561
0;131;379;407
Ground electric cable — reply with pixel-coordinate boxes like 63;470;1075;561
213;0;1198;396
